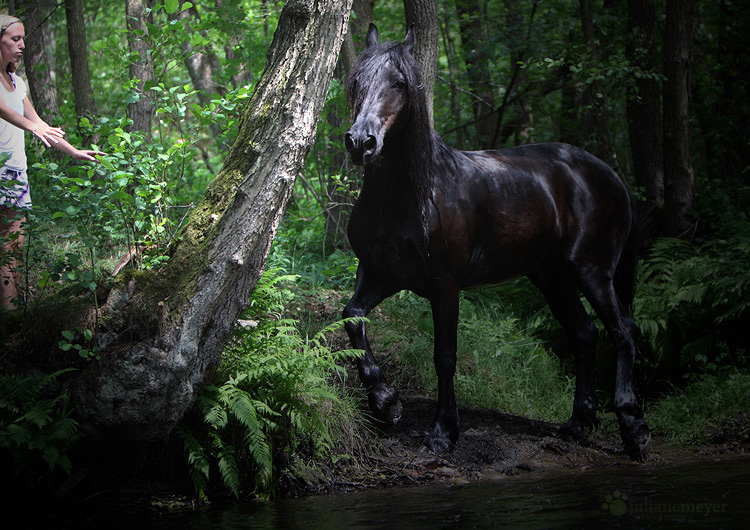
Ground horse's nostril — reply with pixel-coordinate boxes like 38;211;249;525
344;133;354;151
364;135;377;151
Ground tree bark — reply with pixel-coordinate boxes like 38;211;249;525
71;0;354;441
125;0;156;136
403;0;439;127
663;0;696;237
64;0;96;118
17;0;62;125
626;0;664;243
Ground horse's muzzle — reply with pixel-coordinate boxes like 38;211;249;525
345;131;377;166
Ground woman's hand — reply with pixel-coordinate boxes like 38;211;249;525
72;149;104;162
31;123;65;147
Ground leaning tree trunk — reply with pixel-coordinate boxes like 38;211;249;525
71;0;354;440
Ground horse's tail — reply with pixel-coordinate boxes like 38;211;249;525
614;195;640;312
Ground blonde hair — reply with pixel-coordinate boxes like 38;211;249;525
0;14;22;74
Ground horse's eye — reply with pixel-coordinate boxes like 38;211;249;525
393;80;406;91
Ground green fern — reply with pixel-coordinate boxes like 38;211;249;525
0;370;79;480
178;270;363;499
635;234;750;376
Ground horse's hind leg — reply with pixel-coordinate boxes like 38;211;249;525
577;272;651;460
423;286;461;453
343;265;402;426
530;270;601;439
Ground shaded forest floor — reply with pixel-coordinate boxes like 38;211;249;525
279;387;750;498
278;289;750;497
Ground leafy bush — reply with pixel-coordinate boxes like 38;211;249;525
176;270;362;499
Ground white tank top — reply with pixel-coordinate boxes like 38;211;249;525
0;72;28;171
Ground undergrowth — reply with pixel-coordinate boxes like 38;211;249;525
176;270;365;499
648;370;750;447
0;369;79;495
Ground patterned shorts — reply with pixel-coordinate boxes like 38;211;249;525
0;166;31;210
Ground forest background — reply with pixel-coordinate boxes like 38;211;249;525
1;0;748;505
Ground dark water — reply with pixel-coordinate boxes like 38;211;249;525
57;456;750;529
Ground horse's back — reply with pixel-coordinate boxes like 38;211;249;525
437;142;632;284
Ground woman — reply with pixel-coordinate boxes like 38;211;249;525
0;14;100;309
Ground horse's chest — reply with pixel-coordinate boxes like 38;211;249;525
348;200;427;284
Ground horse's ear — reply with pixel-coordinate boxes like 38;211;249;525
403;24;416;54
366;24;379;48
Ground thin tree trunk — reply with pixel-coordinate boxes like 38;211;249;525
663;0;696;237
504;0;532;146
456;0;496;148
403;0;439;128
217;0;253;88
172;2;223;140
71;0;354;441
125;0;156;136
440;10;465;150
18;0;61;125
626;0;664;243
579;0;614;165
64;0;96;118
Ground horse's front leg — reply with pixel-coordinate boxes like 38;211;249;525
423;287;460;453
343;266;402;426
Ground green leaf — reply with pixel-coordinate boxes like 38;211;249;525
165;0;180;14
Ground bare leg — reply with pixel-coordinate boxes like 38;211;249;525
0;207;25;310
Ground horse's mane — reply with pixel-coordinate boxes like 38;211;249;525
347;40;449;238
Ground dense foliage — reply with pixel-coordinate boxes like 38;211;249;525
1;0;748;501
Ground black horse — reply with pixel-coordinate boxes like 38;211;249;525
343;24;650;460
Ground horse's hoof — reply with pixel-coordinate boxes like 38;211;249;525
423;432;455;454
557;420;588;442
557;413;599;441
422;422;458;454
619;417;651;461
368;383;402;427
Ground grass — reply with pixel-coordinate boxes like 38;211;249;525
367;289;575;424
647;370;750;447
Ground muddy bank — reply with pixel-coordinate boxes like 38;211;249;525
280;388;749;497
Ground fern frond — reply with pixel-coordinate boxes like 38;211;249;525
216;443;240;498
175;426;210;499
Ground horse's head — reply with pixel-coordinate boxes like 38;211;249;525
345;24;419;166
